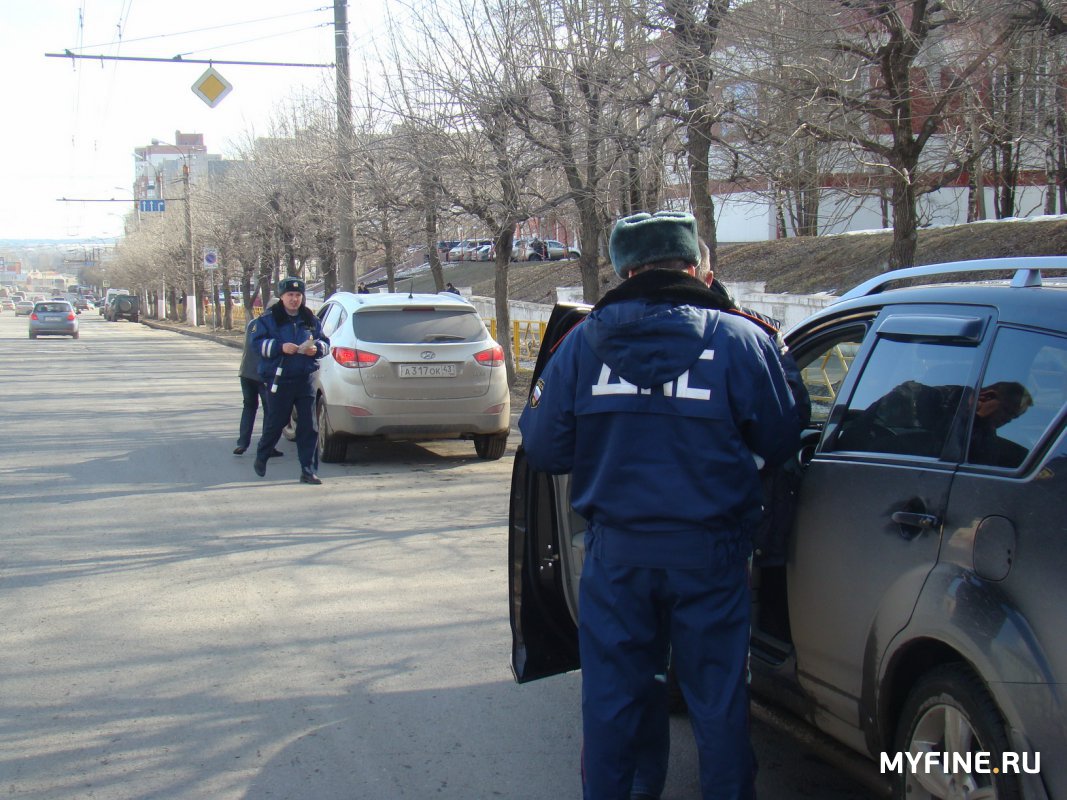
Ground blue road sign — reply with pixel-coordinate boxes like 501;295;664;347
139;199;166;212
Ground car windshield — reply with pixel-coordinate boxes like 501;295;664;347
353;308;487;344
36;303;70;312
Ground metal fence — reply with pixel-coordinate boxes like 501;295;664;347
198;301;547;362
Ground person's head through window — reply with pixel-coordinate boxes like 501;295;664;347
975;381;1033;430
968;380;1033;467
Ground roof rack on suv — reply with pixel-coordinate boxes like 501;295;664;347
836;256;1067;303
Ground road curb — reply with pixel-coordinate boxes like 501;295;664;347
141;319;242;350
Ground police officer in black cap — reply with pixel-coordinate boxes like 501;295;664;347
251;276;330;484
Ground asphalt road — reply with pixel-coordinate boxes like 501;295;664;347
0;311;880;799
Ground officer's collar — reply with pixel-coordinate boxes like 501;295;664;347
593;268;736;313
270;301;313;325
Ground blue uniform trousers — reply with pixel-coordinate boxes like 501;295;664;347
238;377;269;449
579;545;754;800
256;376;318;474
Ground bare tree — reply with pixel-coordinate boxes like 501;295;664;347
646;0;734;266
734;0;1060;268
503;0;665;301
384;0;558;381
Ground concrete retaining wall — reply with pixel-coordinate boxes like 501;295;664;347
472;285;838;334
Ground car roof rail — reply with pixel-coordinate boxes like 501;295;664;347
835;256;1067;303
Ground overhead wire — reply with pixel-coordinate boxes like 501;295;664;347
171;24;333;59
57;3;349;235
70;6;333;52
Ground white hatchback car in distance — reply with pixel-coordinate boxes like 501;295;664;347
313;291;511;460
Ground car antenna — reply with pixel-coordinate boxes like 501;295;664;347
408;279;414;299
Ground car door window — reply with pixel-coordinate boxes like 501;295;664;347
829;337;982;459
319;303;345;338
793;325;867;426
966;327;1067;469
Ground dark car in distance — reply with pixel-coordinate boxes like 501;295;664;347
104;294;141;323
509;256;1067;800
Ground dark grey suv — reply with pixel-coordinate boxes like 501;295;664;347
509;257;1067;800
104;294;140;323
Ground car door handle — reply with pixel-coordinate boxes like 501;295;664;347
891;511;939;539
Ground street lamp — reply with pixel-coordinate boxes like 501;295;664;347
151;138;198;327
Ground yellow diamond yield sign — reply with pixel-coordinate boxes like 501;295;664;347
191;66;232;108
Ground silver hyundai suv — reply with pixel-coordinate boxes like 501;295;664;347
509;257;1067;800
313;291;510;461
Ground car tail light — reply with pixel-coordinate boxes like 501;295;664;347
67;312;76;321
474;345;504;367
332;346;380;368
30;312;38;320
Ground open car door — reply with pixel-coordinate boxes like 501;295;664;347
509;303;590;683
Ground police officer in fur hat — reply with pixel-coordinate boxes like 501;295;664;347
519;211;802;799
251;276;330;484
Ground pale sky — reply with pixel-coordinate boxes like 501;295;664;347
2;1;388;241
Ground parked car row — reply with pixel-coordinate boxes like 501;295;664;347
512;238;581;262
436;237;582;263
447;239;495;262
510;256;1067;800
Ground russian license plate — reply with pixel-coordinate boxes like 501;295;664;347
398;363;457;378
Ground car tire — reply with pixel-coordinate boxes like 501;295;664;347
474;433;508;460
893;664;1021;800
317;397;346;463
72;332;79;339
29;332;36;339
528;254;542;262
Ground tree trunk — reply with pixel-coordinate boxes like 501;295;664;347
423;183;446;292
888;172;919;270
689;120;718;268
576;192;603;302
494;261;515;387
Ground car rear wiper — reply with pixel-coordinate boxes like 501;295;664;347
423;334;466;342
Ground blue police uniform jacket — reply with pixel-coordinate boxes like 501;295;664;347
518;269;802;569
251;302;330;383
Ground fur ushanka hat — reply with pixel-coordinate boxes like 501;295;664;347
278;276;306;295
608;211;701;278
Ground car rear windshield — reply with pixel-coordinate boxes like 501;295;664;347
36;303;71;312
353;308;487;344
